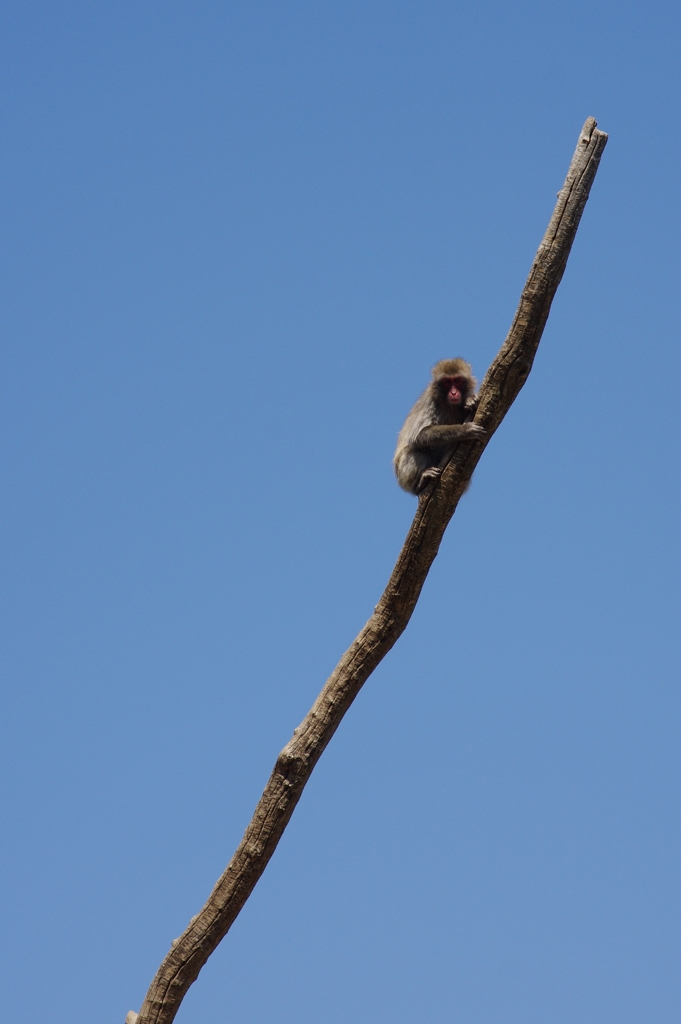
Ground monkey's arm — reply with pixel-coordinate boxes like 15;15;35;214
413;422;486;449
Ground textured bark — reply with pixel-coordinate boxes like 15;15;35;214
130;117;607;1024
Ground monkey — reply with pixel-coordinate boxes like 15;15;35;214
393;358;486;495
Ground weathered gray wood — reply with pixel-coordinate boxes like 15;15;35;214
130;117;607;1024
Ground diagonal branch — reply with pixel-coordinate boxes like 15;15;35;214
130;117;608;1024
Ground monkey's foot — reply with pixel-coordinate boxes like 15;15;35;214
418;467;442;491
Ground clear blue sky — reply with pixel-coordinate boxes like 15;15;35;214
1;3;680;1022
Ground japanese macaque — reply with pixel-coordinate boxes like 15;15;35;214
393;358;486;495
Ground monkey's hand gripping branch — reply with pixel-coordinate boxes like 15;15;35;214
129;117;607;1024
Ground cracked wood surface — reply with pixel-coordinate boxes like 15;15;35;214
130;117;607;1024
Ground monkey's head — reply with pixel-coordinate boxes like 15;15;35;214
431;358;476;407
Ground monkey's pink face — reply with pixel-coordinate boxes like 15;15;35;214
442;376;466;406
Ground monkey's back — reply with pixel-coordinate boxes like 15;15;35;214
393;388;439;494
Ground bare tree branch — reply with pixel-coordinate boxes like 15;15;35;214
129;117;608;1024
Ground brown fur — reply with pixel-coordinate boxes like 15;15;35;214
393;358;484;495
431;358;477;386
